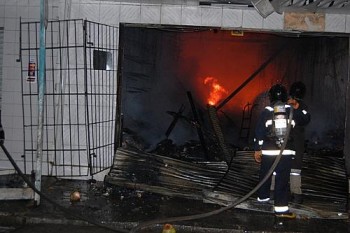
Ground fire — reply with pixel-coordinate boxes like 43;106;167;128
204;77;228;106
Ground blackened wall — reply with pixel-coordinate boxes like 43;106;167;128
119;25;348;159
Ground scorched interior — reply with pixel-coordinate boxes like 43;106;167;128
105;24;349;217
117;24;348;160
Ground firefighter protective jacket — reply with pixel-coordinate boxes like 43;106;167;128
254;103;310;153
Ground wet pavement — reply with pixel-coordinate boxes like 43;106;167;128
0;176;349;233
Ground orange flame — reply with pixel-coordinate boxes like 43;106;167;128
204;77;228;106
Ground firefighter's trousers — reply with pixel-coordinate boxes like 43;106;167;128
258;152;292;208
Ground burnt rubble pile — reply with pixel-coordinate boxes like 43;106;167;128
121;126;238;163
105;142;348;215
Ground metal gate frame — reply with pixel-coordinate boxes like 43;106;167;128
20;19;118;177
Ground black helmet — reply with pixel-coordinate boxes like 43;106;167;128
269;84;287;103
289;81;306;100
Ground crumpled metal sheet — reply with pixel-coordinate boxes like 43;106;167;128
106;148;228;200
105;147;348;218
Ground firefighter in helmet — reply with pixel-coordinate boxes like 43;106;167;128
288;81;311;204
253;84;309;219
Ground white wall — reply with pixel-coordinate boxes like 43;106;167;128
0;0;349;178
0;0;62;174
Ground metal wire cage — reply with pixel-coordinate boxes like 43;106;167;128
20;19;119;177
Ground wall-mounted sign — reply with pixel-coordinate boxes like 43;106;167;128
27;58;36;83
284;12;325;32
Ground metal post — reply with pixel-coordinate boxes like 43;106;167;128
34;0;47;205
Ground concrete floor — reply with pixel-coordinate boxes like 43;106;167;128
0;176;348;233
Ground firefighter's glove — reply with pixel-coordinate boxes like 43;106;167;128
0;125;5;145
254;150;262;163
287;98;300;110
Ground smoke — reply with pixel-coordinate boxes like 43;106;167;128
120;27;348;152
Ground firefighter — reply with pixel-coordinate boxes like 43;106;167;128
253;84;309;219
288;81;311;204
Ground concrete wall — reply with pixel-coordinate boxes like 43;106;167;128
0;0;349;178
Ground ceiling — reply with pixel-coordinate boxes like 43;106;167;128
199;0;350;16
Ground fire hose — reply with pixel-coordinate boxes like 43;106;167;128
0;143;128;233
0;108;293;233
129;107;294;233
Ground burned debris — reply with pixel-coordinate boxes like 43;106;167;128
106;89;348;219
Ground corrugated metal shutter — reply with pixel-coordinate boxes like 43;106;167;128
0;28;3;110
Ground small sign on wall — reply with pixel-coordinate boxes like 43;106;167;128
27;58;36;83
284;12;325;32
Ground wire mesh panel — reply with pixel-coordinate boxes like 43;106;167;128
20;19;118;177
84;21;119;175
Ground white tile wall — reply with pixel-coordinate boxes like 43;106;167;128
161;5;182;25
3;30;16;43
120;3;141;23
325;14;346;33
161;0;184;5
0;1;35;170
181;5;201;26
4;0;18;6
0;1;5;28
1;0;350;179
4;18;18;31
2;54;16;67
222;8;243;28
80;0;100;4
4;5;17;19
141;4;161;24
55;0;68;19
100;3;121;26
71;2;81;19
28;0;40;7
184;0;198;6
201;6;222;27
263;12;283;30
51;5;60;20
27;6;40;20
242;9;263;29
80;2;100;22
17;0;29;6
346;15;350;33
17;6;29;19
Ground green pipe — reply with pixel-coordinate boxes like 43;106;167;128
34;0;47;206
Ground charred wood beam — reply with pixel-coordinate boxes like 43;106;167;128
165;104;185;138
207;104;231;162
186;91;210;160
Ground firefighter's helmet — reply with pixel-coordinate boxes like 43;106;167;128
269;84;287;103
289;81;306;100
